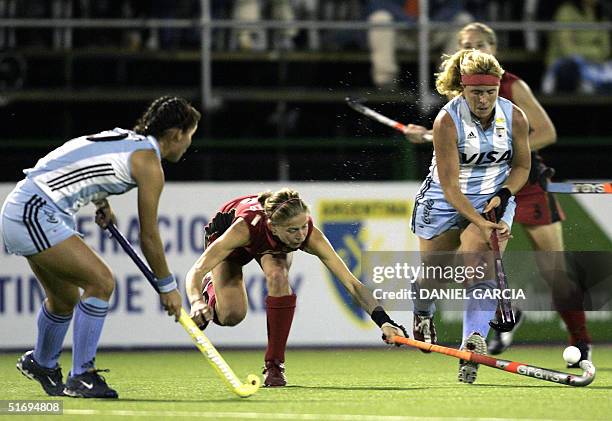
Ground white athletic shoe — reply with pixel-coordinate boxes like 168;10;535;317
458;332;487;384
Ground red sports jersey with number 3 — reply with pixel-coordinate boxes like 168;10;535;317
219;195;314;265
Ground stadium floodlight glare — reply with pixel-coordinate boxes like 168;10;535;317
106;223;261;398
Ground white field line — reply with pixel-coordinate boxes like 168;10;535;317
64;409;558;421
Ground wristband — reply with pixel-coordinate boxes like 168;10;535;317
496;187;512;204
493;187;512;221
156;274;177;293
371;306;392;328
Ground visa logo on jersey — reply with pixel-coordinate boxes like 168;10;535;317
461;150;512;165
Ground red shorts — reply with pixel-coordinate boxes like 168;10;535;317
227;248;255;266
514;182;565;226
206;231;255;267
204;213;255;267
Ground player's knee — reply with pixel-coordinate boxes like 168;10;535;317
265;271;290;296
86;268;116;300
46;295;78;315
98;279;116;300
461;237;489;254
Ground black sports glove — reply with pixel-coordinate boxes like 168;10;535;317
528;152;555;190
371;306;408;345
487;187;512;221
204;209;236;249
380;321;408;345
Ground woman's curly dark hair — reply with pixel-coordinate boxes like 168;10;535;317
134;96;201;137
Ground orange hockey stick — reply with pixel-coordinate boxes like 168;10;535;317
391;335;595;387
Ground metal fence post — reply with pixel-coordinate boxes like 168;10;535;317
200;0;212;112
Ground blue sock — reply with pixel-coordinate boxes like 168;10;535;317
72;297;109;376
462;281;497;347
33;302;72;369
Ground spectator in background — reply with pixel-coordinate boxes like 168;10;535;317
318;0;365;52
121;0;148;50
144;0;236;51
542;0;612;93
367;0;473;89
51;0;74;49
232;0;298;51
12;0;48;48
0;0;17;49
73;0;122;47
147;0;200;50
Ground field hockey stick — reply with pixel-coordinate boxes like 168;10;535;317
547;181;612;194
391;335;595;387
345;97;434;142
105;223;261;398
485;210;516;333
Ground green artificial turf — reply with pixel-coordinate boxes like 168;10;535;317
1;346;611;420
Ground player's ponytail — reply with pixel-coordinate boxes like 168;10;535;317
134;96;201;138
259;188;309;224
257;191;273;207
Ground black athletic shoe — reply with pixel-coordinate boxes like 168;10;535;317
567;341;593;369
487;308;524;355
16;350;65;396
413;314;437;353
64;369;118;398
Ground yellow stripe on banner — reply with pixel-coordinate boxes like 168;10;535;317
318;200;411;221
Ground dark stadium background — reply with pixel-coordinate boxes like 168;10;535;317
1;1;611;182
